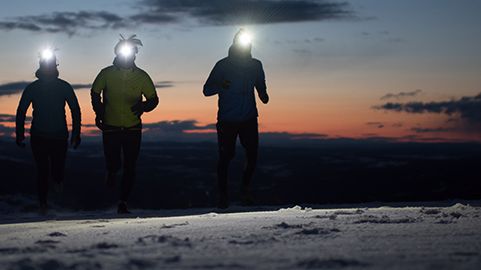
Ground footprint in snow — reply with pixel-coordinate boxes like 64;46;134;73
160;221;189;229
313;214;338;220
353;215;417;224
35;239;60;247
10;258;67;270
48;232;67;237
420;208;441;215
136;235;192;248
10;246;51;254
296;228;340;236
92;242;119;249
128;258;157;268
451;251;479;257
229;235;279;245
297;258;369;269
435;219;456;224
0;247;20;255
79;219;110;224
263;222;313;230
333;209;365;215
11;258;102;270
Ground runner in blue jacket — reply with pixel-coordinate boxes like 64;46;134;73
203;29;269;208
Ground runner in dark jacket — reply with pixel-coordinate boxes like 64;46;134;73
203;29;269;208
16;49;81;214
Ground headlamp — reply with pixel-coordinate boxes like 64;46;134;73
119;44;134;58
237;32;253;46
40;49;54;61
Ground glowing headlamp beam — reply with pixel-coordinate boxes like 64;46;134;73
238;32;253;46
119;45;134;57
41;49;54;61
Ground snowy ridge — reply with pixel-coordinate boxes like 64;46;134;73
1;201;480;269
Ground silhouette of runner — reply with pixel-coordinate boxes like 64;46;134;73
90;35;158;214
15;48;81;214
203;29;269;209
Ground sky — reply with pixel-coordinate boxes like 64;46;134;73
0;0;480;142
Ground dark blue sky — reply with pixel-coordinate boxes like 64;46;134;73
0;0;480;141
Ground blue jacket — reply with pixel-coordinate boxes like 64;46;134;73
203;45;269;122
16;74;81;140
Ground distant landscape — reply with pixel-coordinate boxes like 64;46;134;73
1;138;480;211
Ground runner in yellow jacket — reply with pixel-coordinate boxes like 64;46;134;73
90;35;158;214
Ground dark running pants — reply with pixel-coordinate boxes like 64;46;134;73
30;136;68;205
216;117;259;193
102;129;141;202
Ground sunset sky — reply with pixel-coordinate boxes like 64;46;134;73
0;0;480;142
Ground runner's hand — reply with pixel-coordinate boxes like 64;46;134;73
131;101;144;117
95;116;104;130
260;93;269;104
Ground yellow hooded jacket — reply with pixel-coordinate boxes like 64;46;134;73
91;65;157;128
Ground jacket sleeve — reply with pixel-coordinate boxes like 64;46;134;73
90;70;105;118
203;62;223;96
141;73;159;112
255;61;269;104
15;85;33;138
65;84;82;139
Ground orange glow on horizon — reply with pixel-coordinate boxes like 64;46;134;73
1;83;479;143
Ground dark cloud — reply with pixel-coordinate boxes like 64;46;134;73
80;123;98;128
0;114;31;122
374;93;481;134
0;114;32;138
0;81;92;96
359;133;459;143
143;120;332;144
155;81;174;88
0;1;354;34
260;132;328;145
411;127;454;133
380;89;422;100
0;11;129;35
143;120;215;132
0;81;30;95
0;21;41;32
0;124;15;136
374;93;481;124
400;134;464;142
136;0;353;25
71;83;93;89
70;119;331;144
141;120;215;141
366;122;384;129
129;12;177;24
0;79;173;96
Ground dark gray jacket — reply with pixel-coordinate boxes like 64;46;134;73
16;77;81;140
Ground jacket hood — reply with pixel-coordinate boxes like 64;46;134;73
228;44;252;61
113;56;137;70
35;67;59;81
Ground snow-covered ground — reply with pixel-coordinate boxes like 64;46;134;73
1;202;480;269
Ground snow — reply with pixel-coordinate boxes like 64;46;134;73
1;202;481;269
